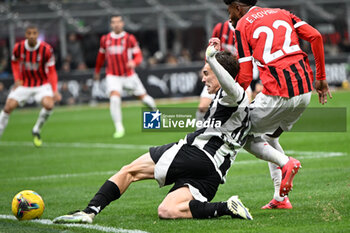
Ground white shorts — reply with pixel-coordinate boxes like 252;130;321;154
7;84;54;107
106;74;146;97
249;92;311;136
200;86;215;100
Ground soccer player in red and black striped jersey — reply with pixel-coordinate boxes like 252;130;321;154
224;0;332;209
0;25;61;147
94;15;156;138
212;20;237;55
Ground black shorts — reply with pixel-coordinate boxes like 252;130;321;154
149;140;221;202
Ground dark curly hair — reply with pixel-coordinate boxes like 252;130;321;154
223;0;257;6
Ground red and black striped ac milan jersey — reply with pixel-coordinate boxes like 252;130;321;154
11;40;55;87
212;21;237;56
235;7;326;98
95;31;143;77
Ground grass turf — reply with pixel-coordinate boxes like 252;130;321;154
0;91;349;233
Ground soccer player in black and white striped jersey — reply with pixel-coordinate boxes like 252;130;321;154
53;41;254;223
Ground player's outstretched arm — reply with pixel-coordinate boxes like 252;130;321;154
206;41;244;103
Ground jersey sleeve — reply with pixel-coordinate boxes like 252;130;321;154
11;43;20;61
95;35;106;74
98;35;107;54
128;34;143;66
234;25;253;90
44;46;55;67
11;43;21;82
286;11;326;80
211;23;222;38
206;45;244;106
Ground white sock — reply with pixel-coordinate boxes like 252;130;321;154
0;110;10;138
32;108;52;134
262;135;286;201
268;162;284;201
110;96;123;132
142;95;156;111
244;136;289;167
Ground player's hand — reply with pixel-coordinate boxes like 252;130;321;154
93;73;100;81
53;91;62;102
315;80;332;105
127;60;136;69
12;80;22;90
209;37;221;51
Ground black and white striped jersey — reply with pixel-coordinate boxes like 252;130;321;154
184;46;251;183
185;89;250;183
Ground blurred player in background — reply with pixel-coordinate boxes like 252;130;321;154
94;15;156;138
224;0;332;208
0;25;61;147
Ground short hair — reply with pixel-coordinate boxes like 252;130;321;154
215;51;240;79
110;15;123;21
25;24;38;31
223;0;257;6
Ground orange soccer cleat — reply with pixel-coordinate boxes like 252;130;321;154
261;197;292;209
280;157;301;197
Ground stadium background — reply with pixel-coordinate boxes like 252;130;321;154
0;0;350;106
0;1;350;232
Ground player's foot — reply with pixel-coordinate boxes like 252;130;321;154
53;210;95;224
113;129;125;139
280;157;301;197
227;195;253;220
261;197;292;209
32;131;42;148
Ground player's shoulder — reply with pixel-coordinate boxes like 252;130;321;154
40;41;53;49
213;22;223;30
14;40;24;48
125;32;136;39
100;33;110;41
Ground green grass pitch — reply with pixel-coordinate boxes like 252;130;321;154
0;91;349;233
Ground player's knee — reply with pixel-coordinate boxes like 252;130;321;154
158;204;179;219
4;100;18;113
42;98;54;110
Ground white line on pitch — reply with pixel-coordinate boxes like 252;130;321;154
3;151;346;182
0;141;151;150
0;214;149;233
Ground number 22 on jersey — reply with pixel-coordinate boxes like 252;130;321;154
253;20;301;64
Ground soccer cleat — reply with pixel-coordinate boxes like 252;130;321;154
227;195;253;220
280;157;301;197
113;129;125;139
53;210;95;224
32;131;42;148
261;197;292;209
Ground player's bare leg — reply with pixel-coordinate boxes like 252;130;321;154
138;93;156;111
32;96;54;147
53;153;155;224
158;186;252;220
110;91;124;138
0;98;18;139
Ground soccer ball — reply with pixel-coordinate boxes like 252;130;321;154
11;190;45;220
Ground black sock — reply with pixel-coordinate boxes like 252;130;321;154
83;180;121;215
189;200;231;219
